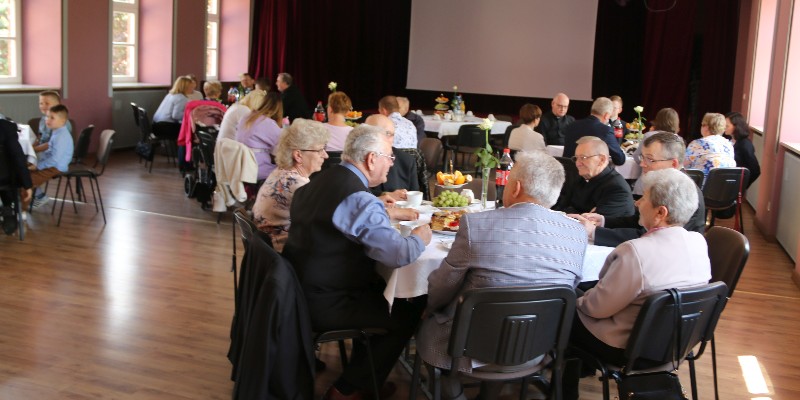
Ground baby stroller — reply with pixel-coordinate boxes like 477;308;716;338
184;125;218;209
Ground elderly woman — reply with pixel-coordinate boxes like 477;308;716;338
236;91;283;181
217;90;266;142
726;112;760;188
324;91;354;151
565;168;711;399
153;76;194;123
252;119;329;251
203;80;223;102
684;112;736;175
507;103;545;152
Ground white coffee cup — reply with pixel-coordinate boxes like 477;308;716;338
399;221;418;237
433;114;442;121
406;191;423;207
444;113;453;121
460;189;475;203
395;200;410;208
466;110;474;117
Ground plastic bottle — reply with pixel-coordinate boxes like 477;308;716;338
612;118;624;144
495;148;513;208
227;86;239;104
313;101;326;122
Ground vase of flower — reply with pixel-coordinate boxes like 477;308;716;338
474;118;499;209
481;167;491;208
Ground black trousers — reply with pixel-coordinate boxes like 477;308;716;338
307;287;423;391
564;312;627;400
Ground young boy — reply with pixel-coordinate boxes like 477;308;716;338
33;91;72;153
26;104;74;210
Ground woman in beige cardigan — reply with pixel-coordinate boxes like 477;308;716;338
565;168;711;399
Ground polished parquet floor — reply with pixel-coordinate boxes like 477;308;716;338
1;150;799;399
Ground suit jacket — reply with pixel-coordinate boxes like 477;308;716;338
417;203;587;372
577;227;711;348
0;119;33;189
594;184;705;247
538;111;575;146
370;147;419;195
562;115;626;166
281;85;311;121
555;165;634;217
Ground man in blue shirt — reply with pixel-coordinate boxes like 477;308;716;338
283;124;432;400
26;104;74;210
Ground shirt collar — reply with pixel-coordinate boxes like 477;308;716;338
343;161;369;187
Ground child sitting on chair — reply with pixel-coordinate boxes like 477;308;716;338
33;91;72;153
26;104;74;210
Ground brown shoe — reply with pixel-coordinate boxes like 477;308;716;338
322;385;363;400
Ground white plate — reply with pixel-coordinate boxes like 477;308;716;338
436;183;466;190
435;206;468;212
433;230;457;236
413;205;438;214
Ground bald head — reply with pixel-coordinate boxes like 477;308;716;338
396;97;410;116
552;93;570;117
365;114;395;143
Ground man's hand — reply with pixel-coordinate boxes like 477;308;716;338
21;188;32;203
581;212;605;227
412;224;432;245
387;207;419;221
388;189;408;200
379;193;397;208
568;213;597;238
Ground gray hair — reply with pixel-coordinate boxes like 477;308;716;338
703;113;726;135
643;131;686;163
591;97;614;116
511;151;565;208
274;118;330;169
343;124;386;163
641;168;699;226
576;136;609;156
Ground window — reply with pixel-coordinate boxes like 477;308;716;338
112;0;138;82
206;0;219;80
0;0;21;83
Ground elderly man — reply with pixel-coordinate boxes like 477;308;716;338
275;72;311;121
397;96;426;145
365;114;420;198
538;92;575;146
283;124;432;400
562;97;626;166
378;95;417;150
238;72;255;95
572;132;705;247
418;151;587;400
555;136;634;217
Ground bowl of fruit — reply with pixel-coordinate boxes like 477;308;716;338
436;170;472;189
432;190;470;211
345;110;363;120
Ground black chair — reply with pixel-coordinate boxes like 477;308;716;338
501;123;519;149
136;106;159;173
313;151;342;177
130;102;140;128
705;226;750;400
410;285;576;400
0;125;25;240
703;167;750;234
684;169;705;189
52;129;115;227
232;209;274;307
449;125;487;174
152;121;180;166
27;117;41;137
71;125;94;165
553;156;580;211
573;282;729;400
420;137;443;173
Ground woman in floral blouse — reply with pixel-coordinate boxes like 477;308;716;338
684;112;736;176
252;118;329;251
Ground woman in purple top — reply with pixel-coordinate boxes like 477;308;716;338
236;91;284;180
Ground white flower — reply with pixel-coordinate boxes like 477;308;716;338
453;85;458;91
477;118;494;131
633;106;643;114
328;81;337;91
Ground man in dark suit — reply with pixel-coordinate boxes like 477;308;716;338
538;92;575;145
554;136;634;217
275;72;311;121
570;132;705;247
562;97;626;166
0;118;33;234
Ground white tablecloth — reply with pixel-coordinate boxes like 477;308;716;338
546;145;641;180
376;235;614;309
422;115;511;139
17;124;36;164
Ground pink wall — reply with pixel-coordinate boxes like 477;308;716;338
749;0;779;128
173;0;206;79
139;0;173;84
63;0;112;151
22;0;61;87
219;0;251;81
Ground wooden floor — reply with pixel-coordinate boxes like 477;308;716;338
1;150;799;399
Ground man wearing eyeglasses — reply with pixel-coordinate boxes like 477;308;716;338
538;92;575;146
365;114;421;201
553;136;634;217
570;132;706;247
283;124;432;400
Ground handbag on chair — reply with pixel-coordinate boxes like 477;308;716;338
616;288;689;400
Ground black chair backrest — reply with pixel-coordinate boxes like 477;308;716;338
94;130;116;175
455;125;487;148
684;169;705;189
137;107;152;141
448;285;575;367
27;117;41;136
419;137;443;172
702;167;750;209
553;156;580;211
622;282;728;372
72;125;94;164
320;151;343;171
706;226;750;298
233;208;273;248
502;124;518;148
130;102;140;127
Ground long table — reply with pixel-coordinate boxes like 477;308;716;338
546;145;641;180
422;115;511;139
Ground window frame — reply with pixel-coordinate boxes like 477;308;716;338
0;0;22;84
205;0;220;81
111;0;139;83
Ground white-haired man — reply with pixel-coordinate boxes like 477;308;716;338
562;97;626;166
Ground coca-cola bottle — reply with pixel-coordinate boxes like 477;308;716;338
313;101;326;122
495;148;513;208
227;86;239;104
612;118;624;144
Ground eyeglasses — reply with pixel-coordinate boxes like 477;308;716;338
641;156;674;165
375;151;395;161
300;148;327;154
571;154;600;162
554;104;569;109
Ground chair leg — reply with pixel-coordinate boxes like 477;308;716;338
57;177;77;227
15;191;24;241
93;177;106;224
711;336;719;400
688;353;699;400
410;353;422;400
51;176;63;215
362;335;381;399
338;340;349;367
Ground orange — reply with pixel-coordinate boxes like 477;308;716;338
436;172;445;185
455;174;466;185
